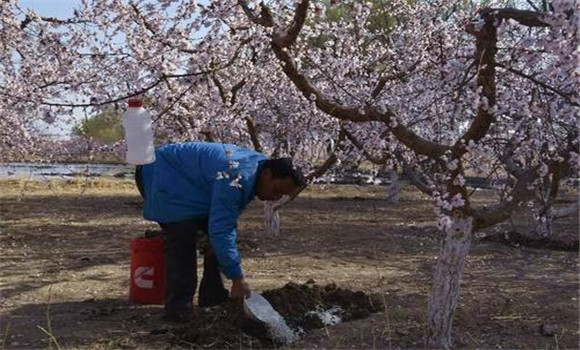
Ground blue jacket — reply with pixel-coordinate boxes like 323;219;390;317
140;142;267;279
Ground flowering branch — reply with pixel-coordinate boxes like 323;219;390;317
20;13;89;30
474;147;574;229
370;59;421;100
237;1;275;27
273;0;310;48
242;1;449;158
460;10;498;149
342;127;389;165
480;8;553;27
245;116;263;153
494;62;579;107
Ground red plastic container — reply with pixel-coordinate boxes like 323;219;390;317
129;237;165;304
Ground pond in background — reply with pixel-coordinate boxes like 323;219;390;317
0;162;135;179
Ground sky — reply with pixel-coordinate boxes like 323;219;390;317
19;0;82;17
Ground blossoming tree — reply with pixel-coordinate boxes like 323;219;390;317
234;0;578;346
1;0;578;347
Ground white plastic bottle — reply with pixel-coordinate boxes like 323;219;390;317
122;98;156;165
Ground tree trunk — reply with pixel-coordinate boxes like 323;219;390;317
263;201;280;235
388;169;401;204
534;208;553;237
427;216;474;349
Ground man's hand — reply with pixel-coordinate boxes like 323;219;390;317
230;278;251;299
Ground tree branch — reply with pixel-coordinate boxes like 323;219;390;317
460;7;560;154
210;75;227;104
152;84;196;123
36;38;250;108
473;168;537;230
480;8;553;27
460;10;498;149
20;14;89;30
370;58;421;100
270;42;449;157
474;155;572;230
342;125;436;196
237;1;274;27
40;77;168;107
273;0;310;48
130;2;157;35
130;2;197;54
164;38;251;79
240;0;449;158
245;116;263;153
401;163;435;197
230;79;246;105
524;0;541;12
200;130;216;142
494;62;579;107
289;129;347;200
342;127;389;164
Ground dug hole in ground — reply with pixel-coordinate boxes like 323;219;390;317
175;281;384;348
0;179;578;349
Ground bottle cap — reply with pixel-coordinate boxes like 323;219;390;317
128;98;143;107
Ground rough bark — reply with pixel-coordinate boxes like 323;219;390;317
245;116;263;153
458;10;498;153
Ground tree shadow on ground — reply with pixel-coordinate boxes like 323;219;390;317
1;297;175;349
483;230;579;251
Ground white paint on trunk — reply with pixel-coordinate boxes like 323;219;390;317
388;170;401;204
535;209;553;237
263;200;280;235
427;216;473;349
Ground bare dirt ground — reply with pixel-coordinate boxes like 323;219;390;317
0;178;578;349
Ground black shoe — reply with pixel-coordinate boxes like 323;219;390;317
162;311;193;323
198;288;229;308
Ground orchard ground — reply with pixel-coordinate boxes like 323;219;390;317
0;178;578;349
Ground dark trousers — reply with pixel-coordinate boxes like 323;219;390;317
135;166;228;315
159;220;229;314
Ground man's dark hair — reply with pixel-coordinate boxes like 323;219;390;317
262;158;306;187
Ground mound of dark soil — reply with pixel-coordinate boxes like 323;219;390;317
172;281;382;349
171;300;269;348
261;281;383;331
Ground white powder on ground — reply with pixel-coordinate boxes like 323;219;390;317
306;305;343;326
245;294;345;343
265;313;299;344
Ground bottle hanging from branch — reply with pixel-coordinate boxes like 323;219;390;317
122;97;155;165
